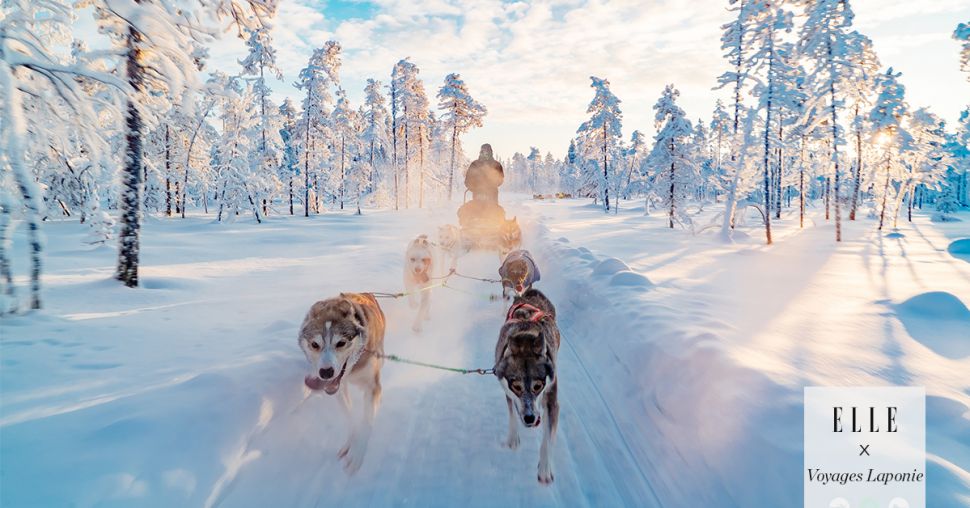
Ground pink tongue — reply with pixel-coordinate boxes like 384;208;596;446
304;375;341;395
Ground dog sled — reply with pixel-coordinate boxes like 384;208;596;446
457;198;507;251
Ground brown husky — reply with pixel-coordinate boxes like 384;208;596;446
499;217;522;257
299;292;385;474
494;288;560;484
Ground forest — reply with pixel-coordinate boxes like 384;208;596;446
2;0;969;313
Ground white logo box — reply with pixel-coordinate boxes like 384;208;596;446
804;387;925;508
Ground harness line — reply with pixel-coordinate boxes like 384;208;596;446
367;349;494;376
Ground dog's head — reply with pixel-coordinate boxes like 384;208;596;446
495;328;553;428
500;217;521;250
437;225;459;248
299;297;368;395
504;258;530;294
406;235;433;277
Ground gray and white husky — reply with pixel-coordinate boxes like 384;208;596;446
494;288;560;484
299;293;385;474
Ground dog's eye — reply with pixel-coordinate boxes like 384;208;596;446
310;342;321;351
510;381;523;394
532;381;544;393
335;340;346;348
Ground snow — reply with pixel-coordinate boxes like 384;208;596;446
3;196;970;506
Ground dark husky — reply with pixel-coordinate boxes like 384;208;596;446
494;288;560;484
498;249;541;300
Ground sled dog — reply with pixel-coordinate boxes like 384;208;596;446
498;249;541;300
494;288;560;484
436;224;462;273
404;234;434;332
499;217;522;257
300;292;386;474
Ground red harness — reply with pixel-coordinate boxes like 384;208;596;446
505;302;546;323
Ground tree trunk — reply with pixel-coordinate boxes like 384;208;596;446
878;154;891;230
849;105;862;221
289;178;294;215
165;125;172;216
603;123;610;212
669;138;675;229
391;86;399;210
339;135;345;210
827;37;842;242
1;59;43;309
116;21;145;288
763;90;773;245
449;105;457;201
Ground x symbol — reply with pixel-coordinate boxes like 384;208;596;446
859;444;871;456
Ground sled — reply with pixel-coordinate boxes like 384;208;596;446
457;199;507;251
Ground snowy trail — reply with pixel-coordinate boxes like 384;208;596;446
4;199;969;507
2;203;659;507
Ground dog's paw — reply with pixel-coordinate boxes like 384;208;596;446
503;434;520;450
411;322;423;333
341;442;367;474
537;464;555;484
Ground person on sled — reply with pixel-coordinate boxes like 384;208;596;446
464;144;504;202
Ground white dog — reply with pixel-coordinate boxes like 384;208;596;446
436;224;462;274
404;234;434;332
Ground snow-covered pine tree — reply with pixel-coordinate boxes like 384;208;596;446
747;1;796;243
868;67;912;231
903;108;950;223
391;60;430;208
955;22;970;81
362;79;390;198
622;130;649;200
332;89;358;210
436;73;487;200
843;31;880;221
239;27;283;215
527;147;542;194
214;77;263;223
648;84;694;229
278;98;299;215
576;76;623;212
294;42;340;216
798;0;860;242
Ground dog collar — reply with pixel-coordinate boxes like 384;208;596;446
506;302;545;323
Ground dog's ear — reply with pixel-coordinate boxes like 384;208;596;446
348;301;367;330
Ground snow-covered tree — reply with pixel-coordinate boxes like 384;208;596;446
294;41;340;216
647;84;695;229
903;108;950;223
868;67;912;230
278;98;299;214
332;89;359;210
437;73;487;200
361;79;390;196
955;22;970;81
799;0;859;241
239;27;283;215
748;0;796;243
1;0;128;307
576;76;623;212
843;32;880;221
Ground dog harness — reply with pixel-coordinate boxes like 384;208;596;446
498;249;541;288
505;302;546;323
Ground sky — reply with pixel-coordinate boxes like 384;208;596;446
77;0;970;159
